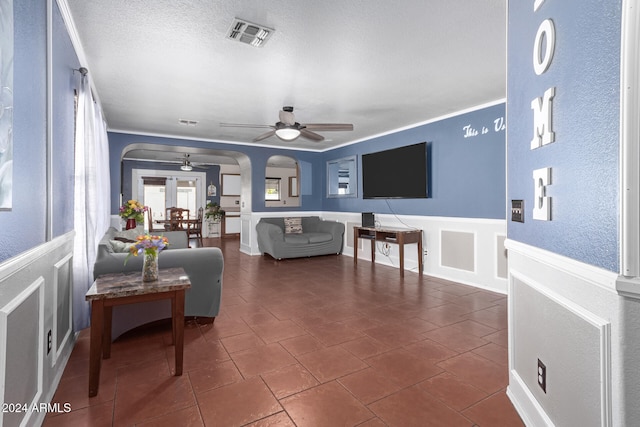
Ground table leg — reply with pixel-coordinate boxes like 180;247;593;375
417;235;424;275
399;241;405;277
353;229;358;265
88;300;104;397
103;306;112;359
174;290;186;376
171;295;176;345
370;239;376;264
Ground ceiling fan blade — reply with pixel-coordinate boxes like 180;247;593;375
220;123;273;129
253;130;276;142
279;110;296;126
299;129;325;141
303;123;354;131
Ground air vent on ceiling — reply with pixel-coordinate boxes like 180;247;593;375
178;119;198;126
227;18;274;47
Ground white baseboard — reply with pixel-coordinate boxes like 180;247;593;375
508;370;555;427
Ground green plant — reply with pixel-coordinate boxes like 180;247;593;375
205;202;225;222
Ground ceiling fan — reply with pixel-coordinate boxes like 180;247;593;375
174;154;206;171
220;106;354;142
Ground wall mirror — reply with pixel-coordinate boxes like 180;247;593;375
327;156;357;198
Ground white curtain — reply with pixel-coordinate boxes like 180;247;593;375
72;74;111;331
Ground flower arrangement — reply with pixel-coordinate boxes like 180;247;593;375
126;234;169;281
127;234;170;258
119;199;148;223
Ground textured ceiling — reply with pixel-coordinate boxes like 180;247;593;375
64;0;506;157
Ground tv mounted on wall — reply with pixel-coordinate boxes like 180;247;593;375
362;142;428;199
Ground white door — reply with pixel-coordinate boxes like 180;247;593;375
132;169;206;230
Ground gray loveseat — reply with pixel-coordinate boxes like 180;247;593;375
93;227;223;339
256;216;345;259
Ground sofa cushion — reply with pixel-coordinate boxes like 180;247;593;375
284;217;303;234
305;233;333;244
284;234;310;244
110;239;135;253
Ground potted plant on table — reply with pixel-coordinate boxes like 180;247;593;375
205;202;225;237
119;199;148;230
205;202;225;223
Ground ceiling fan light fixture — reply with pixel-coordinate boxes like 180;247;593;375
275;127;301;141
180;163;193;171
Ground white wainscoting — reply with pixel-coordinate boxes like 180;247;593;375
0;232;76;427
246;212;507;294
505;239;630;427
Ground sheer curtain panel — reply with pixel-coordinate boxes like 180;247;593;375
72;74;110;331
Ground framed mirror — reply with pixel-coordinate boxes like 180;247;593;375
327;155;357;198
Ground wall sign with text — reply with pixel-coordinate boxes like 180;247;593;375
530;1;556;221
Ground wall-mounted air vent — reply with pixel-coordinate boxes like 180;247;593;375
227;18;274;47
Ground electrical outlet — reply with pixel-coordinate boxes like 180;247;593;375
47;330;52;355
537;359;546;393
511;200;524;223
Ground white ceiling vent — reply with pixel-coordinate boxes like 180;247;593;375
227;18;274;47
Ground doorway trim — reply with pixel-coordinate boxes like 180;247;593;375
620;0;640;277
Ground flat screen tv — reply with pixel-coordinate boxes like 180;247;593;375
362;142;428;199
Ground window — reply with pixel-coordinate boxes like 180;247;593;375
265;178;281;201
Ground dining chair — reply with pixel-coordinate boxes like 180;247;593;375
169;208;190;231
146;207;164;232
187;207;204;247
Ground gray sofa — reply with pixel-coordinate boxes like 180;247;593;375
94;226;223;339
256;216;345;259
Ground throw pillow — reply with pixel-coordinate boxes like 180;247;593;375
114;227;143;241
110;239;134;253
284;217;303;234
113;236;136;243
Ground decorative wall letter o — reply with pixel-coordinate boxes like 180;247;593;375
533;19;556;75
534;0;546;12
532;167;552;221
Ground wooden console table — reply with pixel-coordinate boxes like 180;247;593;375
354;226;424;277
85;267;191;397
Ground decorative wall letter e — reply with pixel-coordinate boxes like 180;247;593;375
533;167;552;221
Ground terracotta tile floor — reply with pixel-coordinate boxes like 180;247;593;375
45;238;524;426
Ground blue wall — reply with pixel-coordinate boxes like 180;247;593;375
108;132;325;213
322;103;506;219
507;1;621;272
0;1;79;263
121;160;221;207
52;2;80;237
109;103;506;220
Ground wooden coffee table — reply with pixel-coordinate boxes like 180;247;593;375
85;267;191;397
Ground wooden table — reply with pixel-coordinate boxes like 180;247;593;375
85;267;191;397
154;218;198;231
354;226;424;277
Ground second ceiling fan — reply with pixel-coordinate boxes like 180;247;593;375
221;106;354;142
